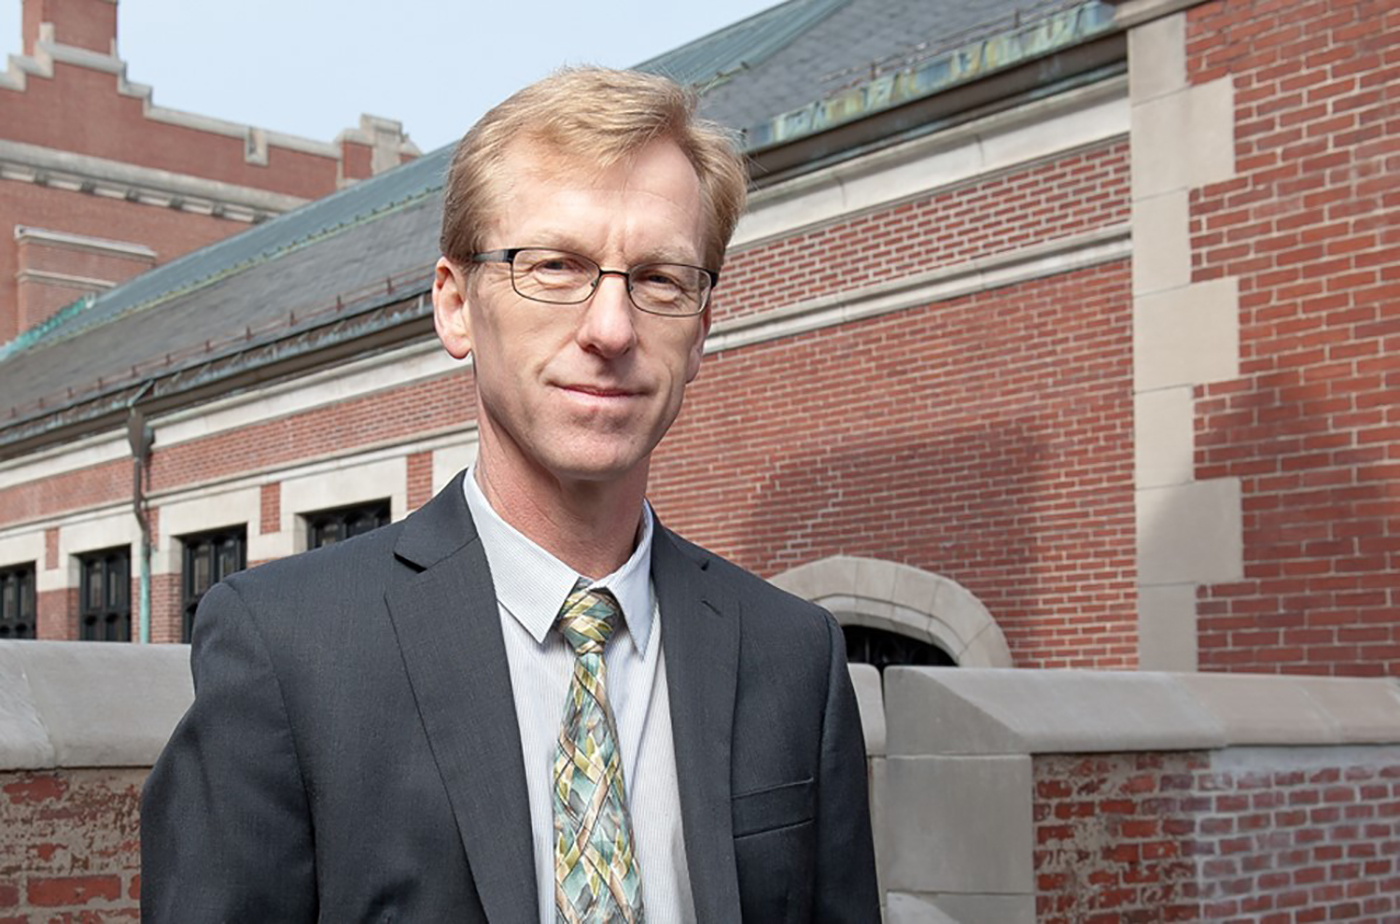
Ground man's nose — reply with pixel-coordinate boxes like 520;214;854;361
576;272;638;356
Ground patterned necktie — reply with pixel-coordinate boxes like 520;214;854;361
553;578;645;923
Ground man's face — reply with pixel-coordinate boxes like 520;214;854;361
432;138;711;489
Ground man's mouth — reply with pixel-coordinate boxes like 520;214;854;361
560;384;638;398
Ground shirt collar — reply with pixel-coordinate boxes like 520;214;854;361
463;465;655;655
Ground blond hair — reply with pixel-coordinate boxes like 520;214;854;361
439;67;748;271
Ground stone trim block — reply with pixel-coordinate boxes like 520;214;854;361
1133;277;1241;390
1130;188;1190;295
1130;77;1235;198
1134;385;1195;488
1137;582;1198;671
884;754;1033;894
1136;477;1244;585
1127;11;1186;102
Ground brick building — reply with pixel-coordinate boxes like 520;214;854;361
0;0;418;343
0;0;1395;679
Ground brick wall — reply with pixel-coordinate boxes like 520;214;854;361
0;182;240;341
0;134;1135;663
1034;749;1400;922
1187;0;1400;675
654;261;1138;668
0;769;145;921
715;140;1130;323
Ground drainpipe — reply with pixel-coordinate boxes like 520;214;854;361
126;382;155;644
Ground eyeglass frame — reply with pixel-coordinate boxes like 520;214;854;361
470;247;719;317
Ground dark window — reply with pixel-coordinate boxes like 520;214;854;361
182;528;246;643
842;624;956;674
78;547;131;641
0;563;37;639
306;500;390;550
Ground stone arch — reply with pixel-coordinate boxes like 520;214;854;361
769;555;1013;668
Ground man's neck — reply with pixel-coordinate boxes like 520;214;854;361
473;450;647;579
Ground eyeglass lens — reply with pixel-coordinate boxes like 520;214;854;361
509;248;709;315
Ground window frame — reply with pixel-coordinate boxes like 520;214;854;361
0;562;37;640
181;527;247;643
304;499;391;551
77;546;132;642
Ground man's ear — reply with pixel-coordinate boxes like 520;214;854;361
684;305;712;384
432;257;473;360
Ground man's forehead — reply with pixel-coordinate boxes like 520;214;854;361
481;138;705;248
499;136;657;188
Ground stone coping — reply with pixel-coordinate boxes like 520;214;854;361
0;641;886;768
885;667;1400;756
850;663;886;756
0;640;192;770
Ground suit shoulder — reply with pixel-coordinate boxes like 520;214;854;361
666;530;833;629
222;518;407;612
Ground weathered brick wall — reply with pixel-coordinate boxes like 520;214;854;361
1187;0;1400;674
0;769;145;921
1034;749;1400;922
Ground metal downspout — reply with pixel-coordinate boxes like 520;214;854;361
126;382;155;643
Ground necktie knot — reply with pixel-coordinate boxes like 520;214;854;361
556;579;620;657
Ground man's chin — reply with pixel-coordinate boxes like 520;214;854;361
542;444;650;488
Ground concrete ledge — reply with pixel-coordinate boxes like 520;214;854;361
886;667;1400;756
0;641;192;770
850;662;886;756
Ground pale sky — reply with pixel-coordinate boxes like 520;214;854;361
0;0;780;153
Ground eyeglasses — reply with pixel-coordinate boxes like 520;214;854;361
472;247;717;317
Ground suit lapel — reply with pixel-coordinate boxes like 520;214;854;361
653;526;742;922
384;473;537;924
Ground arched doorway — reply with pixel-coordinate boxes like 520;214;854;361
769;556;1012;671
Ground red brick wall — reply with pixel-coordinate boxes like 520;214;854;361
407;450;434;511
149;573;180;646
1034;750;1400;922
715;140;1130;323
652;261;1138;668
1;65;336;201
259;483;280;535
0;118;1134;666
0;182;244;341
0;769;144;921
26;0;118;55
1187;0;1400;676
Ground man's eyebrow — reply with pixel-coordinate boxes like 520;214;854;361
526;237;702;267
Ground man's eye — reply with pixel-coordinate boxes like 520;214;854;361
634;268;686;290
534;258;584;274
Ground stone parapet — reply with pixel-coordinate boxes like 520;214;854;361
883;667;1400;922
0;640;191;770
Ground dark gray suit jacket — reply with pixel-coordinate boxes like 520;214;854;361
141;471;879;922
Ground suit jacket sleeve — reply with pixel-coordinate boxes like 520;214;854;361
816;612;882;921
140;580;317;922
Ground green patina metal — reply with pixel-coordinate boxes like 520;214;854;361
745;0;1116;150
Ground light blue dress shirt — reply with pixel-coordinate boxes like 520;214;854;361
463;469;695;923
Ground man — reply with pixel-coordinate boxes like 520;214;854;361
141;67;878;922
